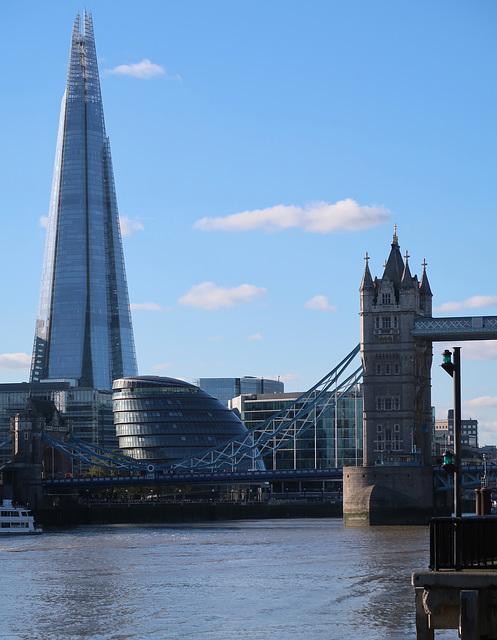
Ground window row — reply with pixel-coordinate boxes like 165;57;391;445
376;424;400;432
375;362;400;375
374;435;403;452
116;422;242;436
118;435;216;448
374;316;399;329
375;397;401;411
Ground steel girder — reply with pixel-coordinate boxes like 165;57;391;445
434;464;497;492
169;344;362;471
413;316;497;341
41;432;148;472
37;345;362;474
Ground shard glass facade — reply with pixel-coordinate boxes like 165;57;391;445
30;12;137;390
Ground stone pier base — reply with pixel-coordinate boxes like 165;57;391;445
343;466;435;526
412;572;497;639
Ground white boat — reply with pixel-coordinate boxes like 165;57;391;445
0;499;42;535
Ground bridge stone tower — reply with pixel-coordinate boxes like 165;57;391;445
360;229;433;466
1;399;72;508
343;231;437;525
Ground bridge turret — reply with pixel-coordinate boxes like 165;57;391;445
360;231;433;467
419;259;433;316
399;253;420;312
359;253;375;312
2;398;72;507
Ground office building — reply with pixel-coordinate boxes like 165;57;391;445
1;13;137;461
30;11;137;390
229;386;363;469
435;409;478;456
199;377;284;407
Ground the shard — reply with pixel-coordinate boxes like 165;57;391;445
30;12;138;390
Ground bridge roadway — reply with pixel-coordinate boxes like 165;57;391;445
43;467;344;490
412;315;497;341
43;463;497;492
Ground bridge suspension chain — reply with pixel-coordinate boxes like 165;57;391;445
41;432;149;472
39;344;362;474
169;344;362;471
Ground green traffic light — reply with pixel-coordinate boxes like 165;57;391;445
442;448;456;473
443;451;454;465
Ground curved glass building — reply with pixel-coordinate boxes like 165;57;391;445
113;377;259;467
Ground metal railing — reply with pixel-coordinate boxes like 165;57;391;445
430;516;497;571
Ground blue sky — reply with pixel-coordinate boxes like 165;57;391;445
1;1;497;442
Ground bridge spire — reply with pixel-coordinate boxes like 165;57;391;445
419;258;433;314
382;229;404;290
420;259;431;293
401;250;414;289
360;252;374;291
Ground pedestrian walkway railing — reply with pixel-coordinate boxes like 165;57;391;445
430;516;497;571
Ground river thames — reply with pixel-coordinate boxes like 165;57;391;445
1;518;455;640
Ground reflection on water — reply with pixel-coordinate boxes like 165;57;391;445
0;519;455;640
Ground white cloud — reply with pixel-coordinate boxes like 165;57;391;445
208;336;223;341
436;341;497;362
194;199;389;234
39;216;49;229
466;296;497;308
108;59;166;79
304;295;337;311
278;373;300;382
435;295;497;313
465;396;497;409
0;353;31;370
151;362;173;371
463;341;497;361
119;217;144;237
130;302;167;311
247;333;263;340
178;282;267;310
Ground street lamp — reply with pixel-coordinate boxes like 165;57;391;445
441;347;462;571
441;348;462;518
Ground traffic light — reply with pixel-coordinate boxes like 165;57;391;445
442;448;456;473
441;349;455;377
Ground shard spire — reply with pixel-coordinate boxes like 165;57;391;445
30;12;138;390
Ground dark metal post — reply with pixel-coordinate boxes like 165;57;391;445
441;347;462;570
453;347;462;571
453;347;462;519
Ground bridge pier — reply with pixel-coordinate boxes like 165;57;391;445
1;399;72;508
2;462;44;508
343;466;436;526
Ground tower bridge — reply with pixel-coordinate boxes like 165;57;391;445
4;230;497;513
2;13;496;521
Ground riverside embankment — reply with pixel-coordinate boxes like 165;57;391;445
34;499;342;527
33;501;342;526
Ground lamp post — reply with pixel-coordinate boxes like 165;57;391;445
441;348;462;518
441;347;462;570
